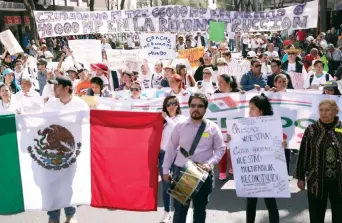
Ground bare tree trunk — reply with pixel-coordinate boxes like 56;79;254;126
120;0;125;9
23;0;39;45
89;0;95;11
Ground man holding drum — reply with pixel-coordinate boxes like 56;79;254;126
162;93;226;223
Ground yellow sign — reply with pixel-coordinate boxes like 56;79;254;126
178;47;205;68
335;128;342;133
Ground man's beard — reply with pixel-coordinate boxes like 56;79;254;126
191;111;204;120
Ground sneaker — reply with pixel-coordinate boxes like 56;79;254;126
65;217;77;223
160;212;171;223
219;172;227;180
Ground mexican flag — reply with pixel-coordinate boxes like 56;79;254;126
0;110;163;214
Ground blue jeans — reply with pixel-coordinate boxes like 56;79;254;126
229;39;235;52
47;206;76;221
158;150;172;212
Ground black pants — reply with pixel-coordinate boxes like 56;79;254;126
242;44;248;58
284;149;291;174
246;198;279;223
173;166;213;223
308;180;342;223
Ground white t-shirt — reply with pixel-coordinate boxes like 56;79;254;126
140;74;152;89
265;51;279;58
160;115;187;151
151;72;163;88
43;96;89;112
251;38;262;49
14;71;30;83
287;62;308;76
42;84;54;99
228;32;235;40
0;99;21;114
16;89;40;97
197;80;215;94
304;73;333;89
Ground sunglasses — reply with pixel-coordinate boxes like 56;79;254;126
190;104;205;109
166;102;178;107
130;88;140;92
288;52;296;55
203;72;212;75
253;64;262;68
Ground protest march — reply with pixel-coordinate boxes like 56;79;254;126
1;0;342;222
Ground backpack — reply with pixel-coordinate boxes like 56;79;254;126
309;73;330;86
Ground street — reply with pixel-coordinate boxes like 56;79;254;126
0;156;332;223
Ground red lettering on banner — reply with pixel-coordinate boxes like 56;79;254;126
13;16;21;25
4;16;13;25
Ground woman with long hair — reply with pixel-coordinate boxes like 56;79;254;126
227;94;285;223
214;74;241;180
176;64;196;87
159;96;186;223
2;68;21;94
87;77;111;97
268;74;289;92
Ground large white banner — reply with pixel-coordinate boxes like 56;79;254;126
93;91;341;149
226;116;290;198
34;1;318;37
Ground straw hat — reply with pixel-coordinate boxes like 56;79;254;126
284;45;301;54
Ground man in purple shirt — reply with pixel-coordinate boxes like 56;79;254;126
163;93;226;223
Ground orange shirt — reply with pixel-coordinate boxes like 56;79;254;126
75;80;91;95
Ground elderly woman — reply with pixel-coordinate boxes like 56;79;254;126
295;99;342;223
196;67;217;94
16;77;39;97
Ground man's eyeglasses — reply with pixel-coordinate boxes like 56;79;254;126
166;102;178;107
203;72;211;75
190;104;205;109
130;88;140;92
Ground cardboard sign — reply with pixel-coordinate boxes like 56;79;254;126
0;30;24;55
139;33;176;59
178;47;204;68
68;40;102;65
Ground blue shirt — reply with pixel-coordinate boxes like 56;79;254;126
240;71;267;91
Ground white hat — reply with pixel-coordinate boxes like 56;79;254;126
306;36;314;42
247;51;257;58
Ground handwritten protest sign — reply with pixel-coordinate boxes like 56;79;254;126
289;72;305;89
139;33;176;59
0;30;24;55
105;49;141;71
34;1;318;37
178;47;204;68
226;116;290;198
68;40;102;66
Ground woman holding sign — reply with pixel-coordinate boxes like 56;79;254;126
295;99;342;223
227;94;286;223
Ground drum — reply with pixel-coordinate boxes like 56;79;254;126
168;160;209;206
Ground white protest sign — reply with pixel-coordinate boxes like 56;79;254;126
34;1;318;37
139;33;176;59
105;49;141;71
68;40;102;65
289;71;305;89
226;116;291;198
0;30;24;55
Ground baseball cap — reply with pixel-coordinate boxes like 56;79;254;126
91;63;108;72
324;80;338;90
48;76;73;87
247;51;257;58
163;65;175;70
